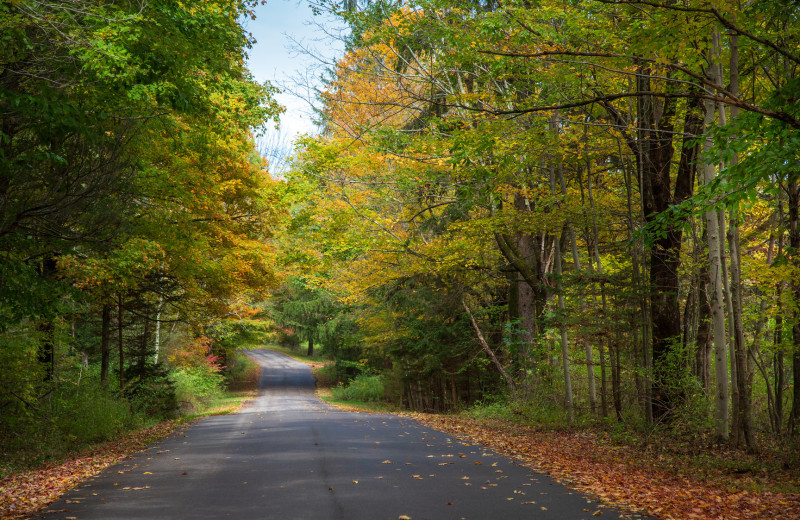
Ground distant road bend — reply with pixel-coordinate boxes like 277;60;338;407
39;349;646;520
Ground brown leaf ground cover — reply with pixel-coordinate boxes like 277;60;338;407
405;413;800;520
0;421;187;520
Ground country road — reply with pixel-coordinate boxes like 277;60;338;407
37;349;644;520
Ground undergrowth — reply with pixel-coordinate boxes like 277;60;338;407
331;374;384;402
0;352;260;477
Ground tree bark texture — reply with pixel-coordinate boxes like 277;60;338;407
100;304;111;386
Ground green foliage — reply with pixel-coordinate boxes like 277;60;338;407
223;352;262;392
123;363;178;419
0;370;147;469
0;0;285;467
331;374;385;402
170;365;226;414
53;381;142;445
465;397;581;430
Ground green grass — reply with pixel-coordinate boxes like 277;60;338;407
331;374;384;401
187;352;262;417
317;388;401;413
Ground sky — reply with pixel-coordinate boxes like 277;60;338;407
242;0;345;150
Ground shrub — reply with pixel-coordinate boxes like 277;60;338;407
55;383;139;444
170;364;225;413
224;353;261;391
276;328;300;349
331;374;384;402
123;363;178;419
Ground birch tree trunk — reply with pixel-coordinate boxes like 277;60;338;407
703;38;729;442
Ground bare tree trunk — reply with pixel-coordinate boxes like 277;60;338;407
712;29;756;450
613;341;623;421
584;161;610;418
549;134;574;421
695;260;712;391
567;165;597;415
463;299;516;393
703;43;729;441
100;303;111;386
153;295;163;364
554;235;574;421
751;218;780;434
774;208;785;433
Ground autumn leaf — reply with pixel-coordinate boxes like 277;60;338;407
0;421;181;520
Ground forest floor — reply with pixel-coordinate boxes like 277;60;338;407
323;390;800;519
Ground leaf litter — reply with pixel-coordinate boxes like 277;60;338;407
404;413;800;520
1;421;183;520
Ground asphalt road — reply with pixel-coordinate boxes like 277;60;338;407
38;349;646;520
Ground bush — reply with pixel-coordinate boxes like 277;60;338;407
123;363;178;419
331;374;384;402
170;364;225;413
224;353;261;391
276;328;300;349
55;383;140;444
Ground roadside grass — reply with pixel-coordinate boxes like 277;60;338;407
316;386;401;413
183;352;262;418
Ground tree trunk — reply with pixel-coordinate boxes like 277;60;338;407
554;223;574;421
463;299;516;393
584;162;609;418
613;341;623;421
608;65;697;422
307;336;314;357
695;259;712;391
549;145;574;421
774;211;785;434
154;295;163;364
567;165;597;415
37;255;58;382
118;293;125;390
100;304;111;386
702;52;729;441
788;173;800;434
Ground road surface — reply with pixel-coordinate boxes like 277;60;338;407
38;349;645;520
